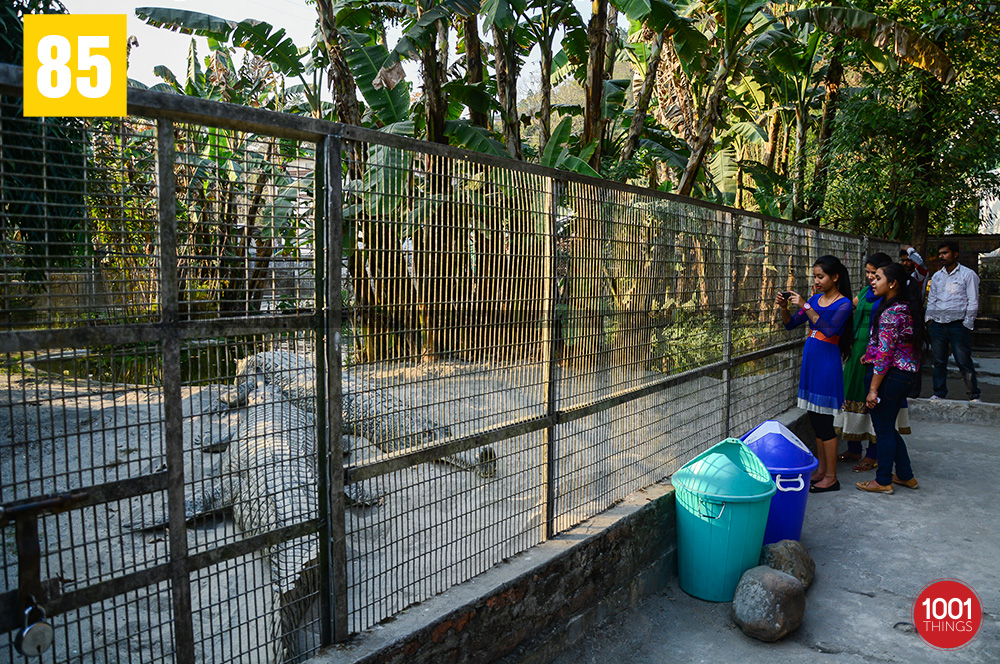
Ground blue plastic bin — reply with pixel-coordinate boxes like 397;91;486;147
672;438;776;602
742;421;819;545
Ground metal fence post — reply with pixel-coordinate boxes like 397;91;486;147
319;133;350;641
721;210;735;437
157;118;195;664
542;176;559;540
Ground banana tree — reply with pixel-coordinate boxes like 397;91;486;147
617;0;699;170
314;0;363;124
751;21;825;220
783;4;957;231
482;0;533;158
671;0;776;197
523;0;585;153
144;37;311;316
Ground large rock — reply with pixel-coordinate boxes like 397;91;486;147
732;566;805;642
760;539;815;589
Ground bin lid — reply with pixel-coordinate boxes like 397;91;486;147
672;438;776;502
741;421;819;474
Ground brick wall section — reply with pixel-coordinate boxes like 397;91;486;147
312;483;677;664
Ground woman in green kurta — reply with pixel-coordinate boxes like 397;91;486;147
835;253;910;471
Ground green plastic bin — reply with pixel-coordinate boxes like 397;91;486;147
672;438;777;602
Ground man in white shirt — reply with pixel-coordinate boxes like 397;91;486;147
925;241;981;402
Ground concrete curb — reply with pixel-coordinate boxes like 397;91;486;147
907;397;1000;424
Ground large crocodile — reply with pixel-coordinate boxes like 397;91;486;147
219;350;498;478
197;374;324;663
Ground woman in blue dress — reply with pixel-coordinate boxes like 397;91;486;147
776;255;854;493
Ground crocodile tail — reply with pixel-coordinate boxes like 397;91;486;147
276;554;321;663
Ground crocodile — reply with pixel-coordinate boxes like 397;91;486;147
196;375;324;663
218;350;498;478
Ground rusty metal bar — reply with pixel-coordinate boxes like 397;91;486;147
325;134;351;643
0;315;318;354
316;133;350;643
313;134;334;648
0;473;166;527
541;177;558;540
0;519;322;634
157;117;196;664
721;210;735;436
15;517;42;620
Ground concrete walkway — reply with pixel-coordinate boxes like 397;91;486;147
549;411;1000;663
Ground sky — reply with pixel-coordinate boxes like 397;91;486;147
60;0;333;86
57;0;609;97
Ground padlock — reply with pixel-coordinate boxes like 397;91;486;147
14;604;54;657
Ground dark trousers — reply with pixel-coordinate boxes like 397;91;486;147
865;366;916;486
928;320;979;399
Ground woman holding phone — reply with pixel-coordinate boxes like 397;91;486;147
857;262;921;494
776;255;854;493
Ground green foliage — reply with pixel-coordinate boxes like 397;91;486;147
540;117;600;177
1;1;88;289
825;64;1000;238
341;29;411;126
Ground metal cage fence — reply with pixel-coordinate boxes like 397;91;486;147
0;64;896;663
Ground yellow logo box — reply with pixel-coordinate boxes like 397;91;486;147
23;14;127;117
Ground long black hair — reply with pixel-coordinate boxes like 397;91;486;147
872;262;925;342
813;255;854;358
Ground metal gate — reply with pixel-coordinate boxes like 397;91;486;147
1;63;896;663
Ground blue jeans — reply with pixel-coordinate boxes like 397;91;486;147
928;321;979;399
865;366;916;486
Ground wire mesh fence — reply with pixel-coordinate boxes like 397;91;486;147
0;64;897;663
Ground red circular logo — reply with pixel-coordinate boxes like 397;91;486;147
912;579;983;650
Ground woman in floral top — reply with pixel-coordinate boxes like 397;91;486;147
857;262;922;494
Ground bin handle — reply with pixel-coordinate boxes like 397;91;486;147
697;498;726;520
775;474;804;492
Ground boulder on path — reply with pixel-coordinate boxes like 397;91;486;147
732;566;805;642
760;539;815;589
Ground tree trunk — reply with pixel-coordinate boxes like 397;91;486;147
465;16;488;128
619;31;664;168
421;27;447;144
912;204;929;256
677;70;730;197
493;28;523;159
539;42;553;154
314;0;361;126
808;48;842;218
604;6;618;81
763;112;779;170
779;114;791;177
583;0;608;170
792;106;808;222
736;147;744;209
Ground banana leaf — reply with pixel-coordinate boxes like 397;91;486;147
342;30;411;126
784;6;955;84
